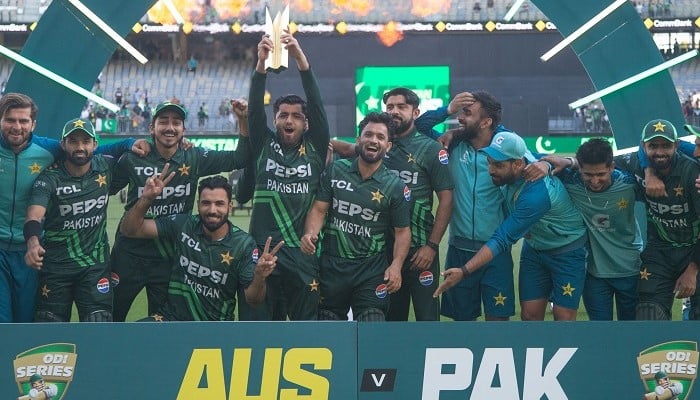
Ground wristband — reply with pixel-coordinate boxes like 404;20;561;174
23;220;42;241
565;156;578;170
460;265;471;277
426;240;439;252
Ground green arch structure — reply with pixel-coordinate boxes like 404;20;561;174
6;0;685;148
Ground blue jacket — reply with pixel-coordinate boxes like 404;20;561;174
0;134;133;250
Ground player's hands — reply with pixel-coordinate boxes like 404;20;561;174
384;263;403;293
300;233;318;255
447;92;476;115
432;267;465;298
24;238;45;270
523;160;550;182
257;34;273;62
142;163;176;201
674;261;697;298
410;245;435;271
540;155;571;175
231;98;248;119
180;137;194;150
645;167;668;197
437;129;457;149
131;138;151;157
255;236;283;278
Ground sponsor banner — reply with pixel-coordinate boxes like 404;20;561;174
1;322;698;398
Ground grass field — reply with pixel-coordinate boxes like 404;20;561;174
93;192;685;322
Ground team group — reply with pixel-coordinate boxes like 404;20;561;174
1;32;698;323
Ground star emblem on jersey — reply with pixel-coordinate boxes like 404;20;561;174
72;119;86;129
41;284;50;298
29;162;42;174
178;163;190;175
371;189;384;204
298;144;306;156
653;121;666;132
640;267;651;280
153;314;164;322
94;174;107;187
617;197;629;210
407;153;415;163
220;251;233;265
494;292;507;306
561;283;575;296
674;184;684;197
309;279;319;292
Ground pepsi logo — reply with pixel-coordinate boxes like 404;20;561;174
419;271;434;286
375;284;388;299
438;149;449;165
403;185;411;201
252;248;260;262
110;272;120;287
96;277;110;294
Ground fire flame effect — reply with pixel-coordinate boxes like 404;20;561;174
377;21;403;47
411;0;450;18
212;0;251;20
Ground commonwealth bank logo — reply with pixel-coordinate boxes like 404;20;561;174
14;343;77;400
638;341;698;400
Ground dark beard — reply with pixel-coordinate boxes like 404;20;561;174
455;126;479;141
202;216;228;232
66;151;93;167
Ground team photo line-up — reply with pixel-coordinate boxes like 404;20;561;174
1;32;698;323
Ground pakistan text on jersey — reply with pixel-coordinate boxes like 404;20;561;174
62;214;104;230
266;179;310;194
331;216;372;238
147;202;185;216
183;274;222;299
650;215;690;229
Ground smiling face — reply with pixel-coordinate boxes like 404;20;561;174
61;131;96;167
580;161;614;192
150;110;185;151
356;121;392;164
198;187;232;234
274;103;307;147
456;101;489;140
1;106;35;152
643;137;677;172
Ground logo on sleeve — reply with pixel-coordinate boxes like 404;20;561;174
252;248;260;263
438;149;449;165
403;185;411;201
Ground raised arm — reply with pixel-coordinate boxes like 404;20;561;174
119;164;176;239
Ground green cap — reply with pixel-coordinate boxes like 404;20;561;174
684;124;700;137
29;374;43;384
152;101;187;120
642;119;677;142
61;118;96;139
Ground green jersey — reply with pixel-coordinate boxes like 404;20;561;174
29;155;115;270
316;159;411;259
247;69;330;248
155;214;258;321
615;151;700;247
559;168;643;278
111;141;250;260
384;129;453;247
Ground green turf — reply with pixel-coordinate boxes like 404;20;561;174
69;192;685;321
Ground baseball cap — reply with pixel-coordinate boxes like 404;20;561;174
480;131;536;162
152;101;187;120
61;118;96;139
684;123;700;137
641;119;677;142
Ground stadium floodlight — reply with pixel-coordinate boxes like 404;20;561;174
541;0;627;62
568;49;698;110
0;44;120;113
503;0;526;22
67;0;148;64
161;0;185;25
